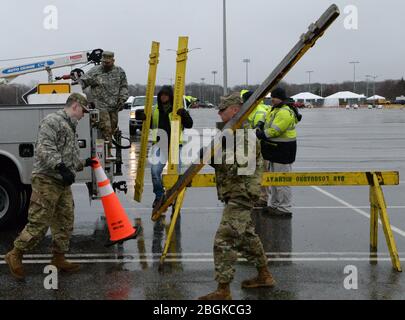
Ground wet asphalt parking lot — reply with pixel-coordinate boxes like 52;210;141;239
1;107;405;300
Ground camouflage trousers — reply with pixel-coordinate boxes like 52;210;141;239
98;110;119;144
14;175;75;254
214;201;268;284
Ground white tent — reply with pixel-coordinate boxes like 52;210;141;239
291;92;323;101
324;91;366;107
367;95;385;101
324;91;366;99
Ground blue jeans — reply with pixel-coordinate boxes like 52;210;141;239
150;145;182;200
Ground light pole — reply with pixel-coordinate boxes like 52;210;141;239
349;61;360;92
223;0;228;95
370;75;378;97
212;70;217;104
242;58;250;87
306;71;314;93
365;75;372;97
200;77;205;102
162;77;173;86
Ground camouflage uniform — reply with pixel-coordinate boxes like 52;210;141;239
212;97;268;284
79;52;128;145
14;107;85;254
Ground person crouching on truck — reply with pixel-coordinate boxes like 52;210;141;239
4;93;97;280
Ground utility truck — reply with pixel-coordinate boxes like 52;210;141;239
0;49;128;229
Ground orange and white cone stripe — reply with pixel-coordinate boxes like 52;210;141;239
92;159;114;198
90;157;139;245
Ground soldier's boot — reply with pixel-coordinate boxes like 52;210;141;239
198;283;232;300
241;266;276;289
51;253;80;273
5;247;25;280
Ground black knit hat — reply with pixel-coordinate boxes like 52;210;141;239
271;87;287;100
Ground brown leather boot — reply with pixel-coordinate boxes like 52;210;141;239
51;253;80;273
241;266;276;288
5;247;25;280
198;283;232;300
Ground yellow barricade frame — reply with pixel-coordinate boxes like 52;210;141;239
134;41;160;202
159;171;402;272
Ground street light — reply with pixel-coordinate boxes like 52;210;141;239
370;75;378;97
212;70;218;104
306;71;314;93
242;58;250;87
162;77;173;86
200;77;205;102
349;61;360;92
365;75;372;97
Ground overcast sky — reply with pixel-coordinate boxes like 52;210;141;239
2;0;404;87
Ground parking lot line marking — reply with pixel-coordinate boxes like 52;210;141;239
124;206;405;211
312;186;405;237
1;252;403;259
1;257;404;264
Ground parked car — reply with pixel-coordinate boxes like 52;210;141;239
293;102;306;108
129;96;157;135
124;96;135;109
129;95;190;136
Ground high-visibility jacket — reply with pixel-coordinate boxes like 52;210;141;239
248;103;269;129
151;105;184;145
240;90;269;128
261;104;298;164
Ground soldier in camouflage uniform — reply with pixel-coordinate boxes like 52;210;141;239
5;93;96;280
79;51;129;155
199;92;275;300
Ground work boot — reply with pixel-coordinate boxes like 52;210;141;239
198;283;232;300
5;247;25;280
51;253;80;273
241;266;276;289
264;207;292;218
253;199;268;208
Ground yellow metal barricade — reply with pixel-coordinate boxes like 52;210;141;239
160;171;402;272
134;41;160;202
168;36;189;175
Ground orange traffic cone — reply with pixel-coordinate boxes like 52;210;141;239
91;157;141;246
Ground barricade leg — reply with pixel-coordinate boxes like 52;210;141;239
369;186;378;258
372;173;402;272
159;188;186;267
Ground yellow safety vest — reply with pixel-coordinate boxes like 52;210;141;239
240;90;269;128
151;105;184;144
248;103;269;128
264;105;297;142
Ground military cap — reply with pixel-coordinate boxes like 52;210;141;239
218;92;243;111
101;51;115;62
66;92;89;113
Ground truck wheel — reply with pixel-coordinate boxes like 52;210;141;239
0;175;22;230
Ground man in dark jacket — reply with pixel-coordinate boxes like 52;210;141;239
137;85;193;207
255;87;301;217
